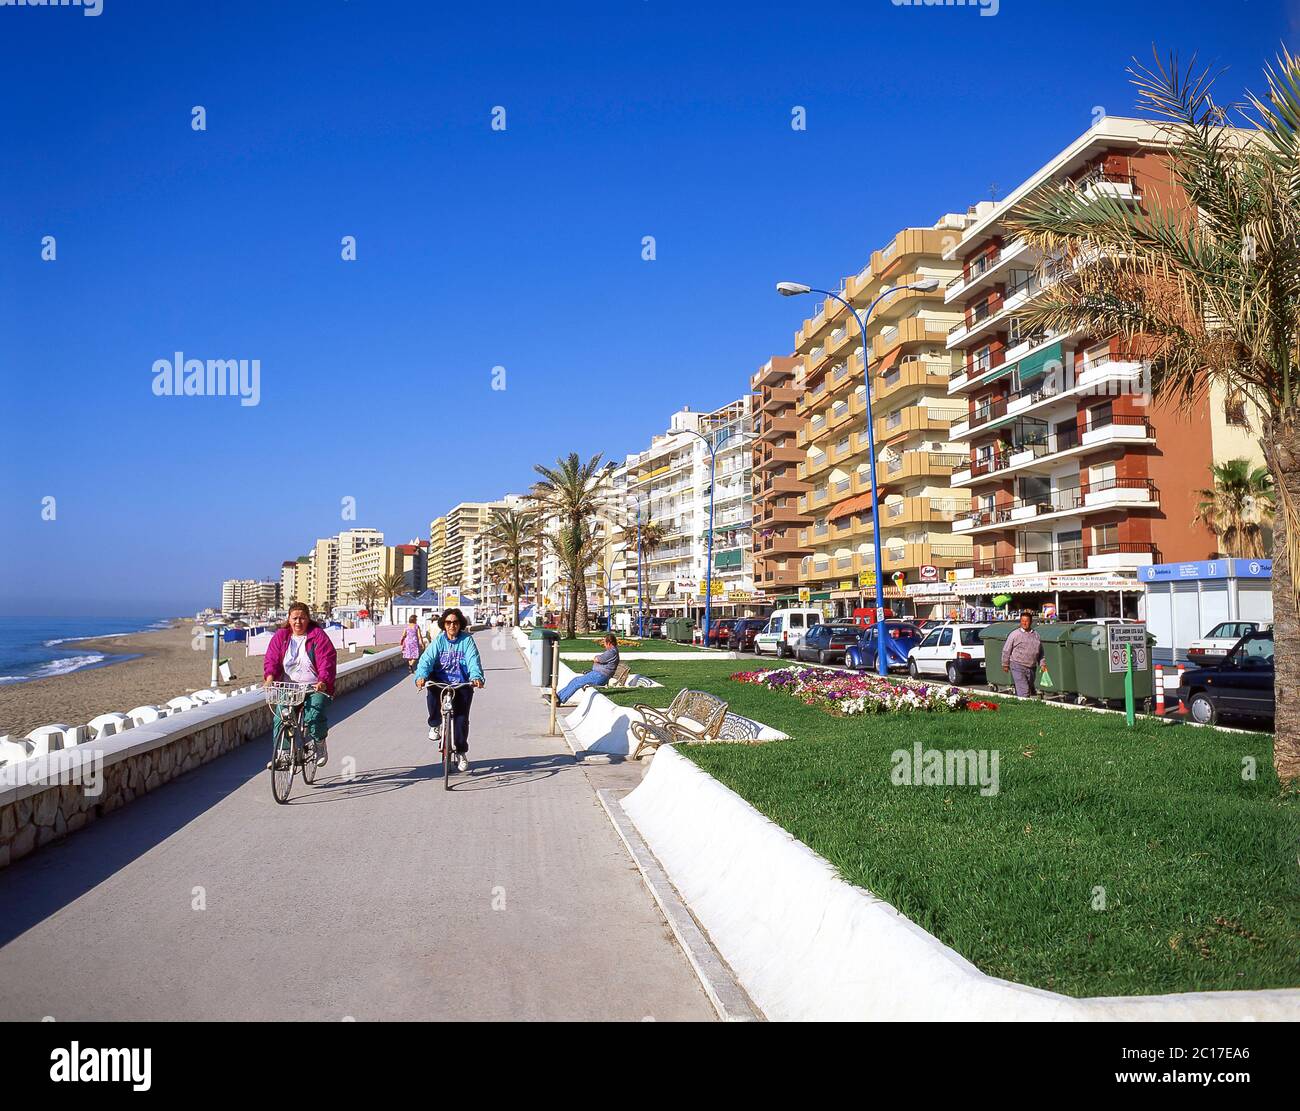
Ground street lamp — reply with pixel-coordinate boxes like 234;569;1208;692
775;277;940;676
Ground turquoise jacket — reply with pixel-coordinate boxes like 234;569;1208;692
413;632;485;686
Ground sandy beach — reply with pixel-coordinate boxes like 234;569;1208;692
0;621;400;739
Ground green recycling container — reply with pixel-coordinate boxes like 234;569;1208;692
1067;625;1155;707
667;617;692;643
978;622;1019;691
1035;623;1079;701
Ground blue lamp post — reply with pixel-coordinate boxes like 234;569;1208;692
777;277;940;676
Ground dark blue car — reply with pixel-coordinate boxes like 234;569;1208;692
1177;629;1274;726
845;622;923;672
795;623;862;665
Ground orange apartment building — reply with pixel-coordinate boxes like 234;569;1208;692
789;218;974;617
938;117;1226;620
751;356;811;602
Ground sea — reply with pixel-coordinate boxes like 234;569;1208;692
0;617;174;685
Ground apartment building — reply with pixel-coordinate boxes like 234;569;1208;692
752;356;811;601
790;218;974;617
294;556;313;608
346;540;429;597
336;528;385;607
280;561;298;606
938;117;1228;620
310;537;338;613
613;401;757;623
426;516;448;590
443;502;500;594
220;578;279;615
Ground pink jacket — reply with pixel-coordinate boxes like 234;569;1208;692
264;625;337;696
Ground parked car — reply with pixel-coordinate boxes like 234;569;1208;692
707;618;737;648
727;618;766;652
1177;628;1274;726
796;623;862;665
752;608;824;658
907;623;987;684
845;622;923;671
642;616;666;639
1186;620;1262;666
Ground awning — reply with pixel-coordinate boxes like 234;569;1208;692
829;492;875;521
874;347;903;376
655;582;671;598
714;549;743;569
1015;341;1064;384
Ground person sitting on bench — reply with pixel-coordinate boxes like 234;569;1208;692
555;634;620;704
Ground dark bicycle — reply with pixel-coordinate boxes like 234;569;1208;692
265;681;321;803
424;680;474;791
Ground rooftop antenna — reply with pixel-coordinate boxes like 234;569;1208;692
989;181;1000;202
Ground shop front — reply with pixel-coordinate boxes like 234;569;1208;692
907;571;1144;623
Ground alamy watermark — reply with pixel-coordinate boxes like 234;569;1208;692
152;352;260;407
0;750;104;798
890;742;1000;796
891;0;999;16
1;0;102;15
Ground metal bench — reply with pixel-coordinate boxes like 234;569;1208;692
630;689;729;761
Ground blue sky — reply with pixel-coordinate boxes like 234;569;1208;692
0;0;1292;616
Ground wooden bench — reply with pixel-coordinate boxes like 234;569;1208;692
630;689;729;761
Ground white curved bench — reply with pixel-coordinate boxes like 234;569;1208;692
127;705;165;726
165;696;197;714
0;737;34;766
26;725;84;755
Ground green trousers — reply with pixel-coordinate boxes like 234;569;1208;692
275;692;330;749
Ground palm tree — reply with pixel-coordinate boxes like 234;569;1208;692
486;507;538;625
376;570;410;625
530;453;612;636
1194;459;1275;558
350;578;381;622
545;523;601;638
1006;49;1300;781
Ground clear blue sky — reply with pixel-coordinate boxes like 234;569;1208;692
0;0;1292;616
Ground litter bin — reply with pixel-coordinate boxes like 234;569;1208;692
1036;623;1079;701
1067;625;1155;707
978;622;1019;691
667;617;692;643
530;627;560;687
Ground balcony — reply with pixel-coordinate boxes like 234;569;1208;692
952;416;1155;487
871;316;953;360
880;542;971;571
875;450;965;488
882;496;967;528
953;540;1160;579
953;478;1158;533
760;471;810;496
944;237;1034;304
760;387;800;414
951;395;1008;440
756;412;801;442
756;444;804;471
756;532;813;557
876;358;952;404
875;406;964;444
1077;169;1142;204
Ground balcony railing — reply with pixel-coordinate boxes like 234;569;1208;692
955;540;1161;577
960;478;1157;526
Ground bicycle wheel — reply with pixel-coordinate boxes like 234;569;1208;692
442;713;454;791
270;717;297;804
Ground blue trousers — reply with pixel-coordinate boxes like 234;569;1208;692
558;671;610;704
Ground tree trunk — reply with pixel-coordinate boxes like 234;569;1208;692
1260;416;1300;782
575;565;591;635
512;557;521;626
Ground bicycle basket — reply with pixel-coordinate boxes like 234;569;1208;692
265;682;310;709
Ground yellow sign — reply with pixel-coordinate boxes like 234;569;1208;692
945;570;958;584
858;572;876;588
798;588;811;603
698;580;725;597
839;580;854;591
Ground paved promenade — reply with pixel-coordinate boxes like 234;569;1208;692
0;632;713;1021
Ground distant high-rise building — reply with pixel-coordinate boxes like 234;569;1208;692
427;517;448;590
310;537;338;612
336;528;385;607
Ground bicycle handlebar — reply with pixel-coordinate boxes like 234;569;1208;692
420;680;477;689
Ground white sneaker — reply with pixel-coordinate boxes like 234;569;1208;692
315;742;328;768
457;754;469;774
428;727;439;741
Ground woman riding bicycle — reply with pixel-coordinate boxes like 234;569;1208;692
413;607;484;774
263;602;337;767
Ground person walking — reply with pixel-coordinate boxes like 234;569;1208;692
1002;609;1046;698
554;633;620;705
400;614;425;675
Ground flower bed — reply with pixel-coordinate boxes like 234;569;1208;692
731;666;998;716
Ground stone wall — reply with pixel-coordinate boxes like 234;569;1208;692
0;648;403;870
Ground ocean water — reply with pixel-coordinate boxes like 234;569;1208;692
0;617;173;685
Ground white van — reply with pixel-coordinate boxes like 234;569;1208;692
753;608;825;659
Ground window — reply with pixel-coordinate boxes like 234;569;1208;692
1089;400;1113;428
1092;524;1118;550
959;628;983;647
920;630;941;649
937;628;952;647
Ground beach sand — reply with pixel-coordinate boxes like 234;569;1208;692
0;621;400;739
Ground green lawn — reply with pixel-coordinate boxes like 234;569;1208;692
609;660;1300;998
